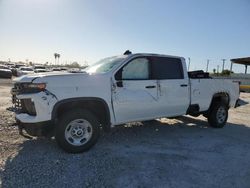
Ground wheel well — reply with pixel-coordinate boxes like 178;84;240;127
210;92;230;108
52;98;111;131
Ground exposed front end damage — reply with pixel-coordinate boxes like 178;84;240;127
11;82;58;137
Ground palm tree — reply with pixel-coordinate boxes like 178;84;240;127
54;53;58;65
57;54;60;65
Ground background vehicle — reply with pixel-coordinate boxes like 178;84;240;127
33;65;48;73
68;68;83;73
51;68;61;72
0;65;12;78
12;53;240;153
60;67;68;71
34;69;49;73
12;64;26;76
5;63;15;67
17;67;34;76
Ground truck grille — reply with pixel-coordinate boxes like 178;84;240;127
11;83;37;116
12;94;22;110
12;82;29;95
12;97;37;116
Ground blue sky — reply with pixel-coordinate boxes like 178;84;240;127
0;0;250;72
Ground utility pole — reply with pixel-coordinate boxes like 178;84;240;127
188;57;190;71
221;59;226;72
206;59;210;72
217;65;220;74
230;61;233;72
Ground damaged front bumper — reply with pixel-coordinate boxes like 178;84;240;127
16;118;54;138
11;87;58;137
12;91;57;123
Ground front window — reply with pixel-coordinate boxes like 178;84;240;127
122;58;149;80
85;56;127;74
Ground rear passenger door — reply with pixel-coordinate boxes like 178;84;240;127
151;56;189;117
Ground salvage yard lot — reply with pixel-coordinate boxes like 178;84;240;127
0;78;250;188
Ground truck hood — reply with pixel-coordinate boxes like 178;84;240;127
13;71;89;83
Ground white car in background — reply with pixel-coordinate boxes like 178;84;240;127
17;67;34;77
68;68;84;73
33;65;48;73
34;69;49;73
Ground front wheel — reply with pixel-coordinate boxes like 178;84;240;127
208;102;228;128
55;109;100;153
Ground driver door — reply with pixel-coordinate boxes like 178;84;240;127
112;57;159;124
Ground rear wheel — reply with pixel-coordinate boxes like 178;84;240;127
208;102;228;128
55;109;100;153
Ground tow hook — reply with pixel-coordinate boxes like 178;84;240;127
16;120;33;139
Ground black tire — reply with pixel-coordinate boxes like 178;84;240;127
208;102;228;128
55;109;100;153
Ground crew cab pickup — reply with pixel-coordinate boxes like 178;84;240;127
12;53;240;153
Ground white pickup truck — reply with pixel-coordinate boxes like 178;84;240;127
12;53;240;153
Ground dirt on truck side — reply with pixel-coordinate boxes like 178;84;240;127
0;78;250;188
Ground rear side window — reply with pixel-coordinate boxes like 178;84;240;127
151;57;184;79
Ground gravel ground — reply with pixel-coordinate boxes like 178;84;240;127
0;78;250;188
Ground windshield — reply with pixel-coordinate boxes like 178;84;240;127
85;56;127;74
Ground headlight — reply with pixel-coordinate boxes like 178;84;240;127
17;83;47;94
26;83;46;90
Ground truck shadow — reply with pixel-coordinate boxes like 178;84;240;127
1;115;250;187
237;98;249;106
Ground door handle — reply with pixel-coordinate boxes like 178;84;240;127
180;84;188;87
145;85;156;89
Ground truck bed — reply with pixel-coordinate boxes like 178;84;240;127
190;78;239;112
